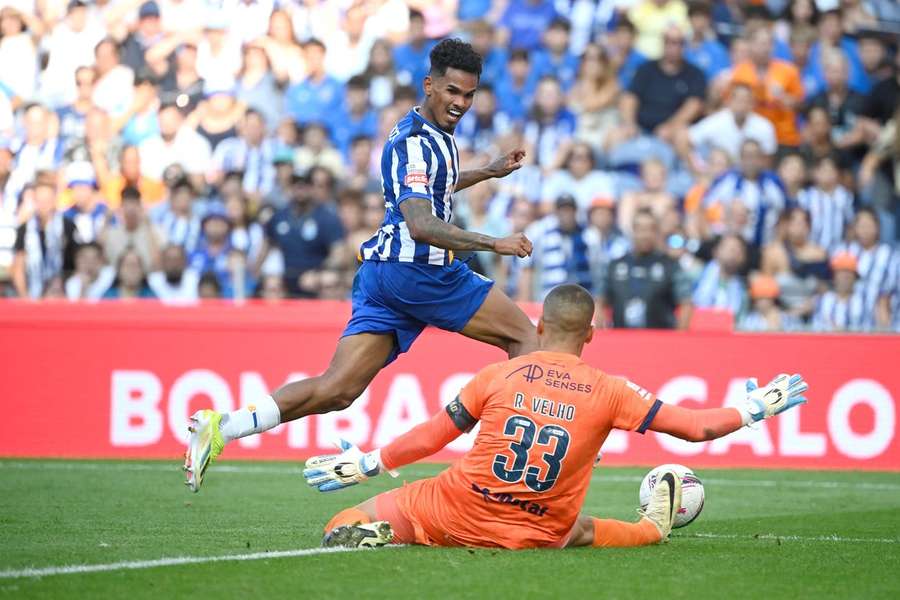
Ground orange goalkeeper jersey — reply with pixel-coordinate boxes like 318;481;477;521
399;350;660;548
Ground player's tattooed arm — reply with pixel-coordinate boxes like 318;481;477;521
400;198;532;257
454;148;527;193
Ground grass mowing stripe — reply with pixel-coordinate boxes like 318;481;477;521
679;533;900;544
3;460;899;491
0;546;403;580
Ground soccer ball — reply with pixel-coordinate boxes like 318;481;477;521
639;464;705;529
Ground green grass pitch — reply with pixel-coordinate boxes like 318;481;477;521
1;460;899;599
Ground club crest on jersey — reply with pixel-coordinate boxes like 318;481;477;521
404;161;428;186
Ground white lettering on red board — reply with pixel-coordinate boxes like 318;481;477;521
108;370;897;462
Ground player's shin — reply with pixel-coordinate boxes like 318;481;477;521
218;395;282;443
591;518;662;547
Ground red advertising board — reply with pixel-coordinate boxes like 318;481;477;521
1;301;897;470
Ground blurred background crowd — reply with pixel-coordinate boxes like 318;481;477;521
0;0;898;334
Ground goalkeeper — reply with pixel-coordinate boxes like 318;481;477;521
304;284;809;550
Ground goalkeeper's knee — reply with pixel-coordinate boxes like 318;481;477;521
324;507;372;533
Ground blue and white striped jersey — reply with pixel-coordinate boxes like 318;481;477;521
702;169;787;247
811;289;871;332
520;214;594;301
797;185;854;251
360;108;460;266
831;241;896;314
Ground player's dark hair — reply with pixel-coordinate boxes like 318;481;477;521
542;284;595;336
429;38;482;78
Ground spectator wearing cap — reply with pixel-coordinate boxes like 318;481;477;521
832;208;896;328
102;247;157;300
540;141;615;219
738;275;802;332
150;176;201;253
256;172;345;297
812;252;871;331
683;1;730;82
122;1;164;74
584;196;630;290
797;154;854;251
730;26;804;148
12;177;79;299
517;194;593;302
61;161;109;243
65;241;115;300
92;38;136;121
609;25;706;148
692;233;749;318
284;39;344;127
531;17;580;92
211;109;277;199
330;75;379;159
39;0;106;107
191;81;245;151
629;0;689;60
393;9;438;91
701;139;788;248
102;185;162;271
523;77;577;170
678;82;777;168
235;41;281;131
148;243;199;301
497;0;558;51
598;209;693;329
138;103;212;189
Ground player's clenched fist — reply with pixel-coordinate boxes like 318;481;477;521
494;233;532;257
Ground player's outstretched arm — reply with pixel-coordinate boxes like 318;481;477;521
454;148;526;193
400;197;532;257
649;373;809;442
303;398;475;492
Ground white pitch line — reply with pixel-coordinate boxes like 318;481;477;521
3;461;900;491
0;546;401;580
678;532;899;544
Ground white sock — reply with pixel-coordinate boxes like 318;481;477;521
219;395;282;443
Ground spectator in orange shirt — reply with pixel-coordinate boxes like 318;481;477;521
730;27;804;148
100;145;166;209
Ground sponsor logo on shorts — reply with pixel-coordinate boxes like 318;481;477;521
470;482;550;517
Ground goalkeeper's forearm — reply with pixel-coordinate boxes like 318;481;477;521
649;404;744;442
379;409;465;471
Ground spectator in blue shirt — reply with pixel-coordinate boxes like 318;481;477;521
468;20;507;87
608;18;647;89
189;210;254;299
330;75;378;159
498;0;558;51
684;2;731;81
392;10;437;93
257;173;345;298
458;0;492;22
284;39;344;126
523;76;577;169
494;49;538;123
57;66;95;158
455;84;513;154
807;9;870;95
531;17;580;91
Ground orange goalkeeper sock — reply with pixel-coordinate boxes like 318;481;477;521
324;508;371;534
592;517;662;547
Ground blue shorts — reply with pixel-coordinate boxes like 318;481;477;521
342;260;494;365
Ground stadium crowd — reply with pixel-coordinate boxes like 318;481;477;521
0;0;898;333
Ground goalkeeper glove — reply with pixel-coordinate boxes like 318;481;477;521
303;439;391;493
739;373;809;425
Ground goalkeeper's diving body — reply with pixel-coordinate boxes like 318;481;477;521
184;39;538;491
305;284;809;550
